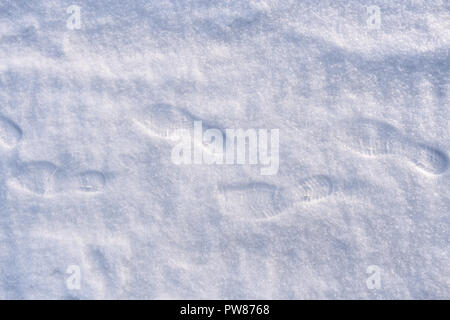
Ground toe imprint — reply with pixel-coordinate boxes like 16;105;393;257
406;143;448;175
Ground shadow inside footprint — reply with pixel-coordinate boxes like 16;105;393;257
0;116;23;149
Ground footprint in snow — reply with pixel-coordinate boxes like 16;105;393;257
217;175;335;220
217;182;286;220
133;103;197;142
338;118;448;175
10;161;105;196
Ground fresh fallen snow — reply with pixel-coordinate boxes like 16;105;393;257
0;0;449;299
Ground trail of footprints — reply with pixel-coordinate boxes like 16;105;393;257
1;103;445;211
0;115;106;196
132;104;448;220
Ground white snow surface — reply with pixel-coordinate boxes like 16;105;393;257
0;0;449;299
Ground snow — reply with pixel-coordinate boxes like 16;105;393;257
0;0;448;299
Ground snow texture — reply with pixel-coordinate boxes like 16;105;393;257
0;0;449;299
